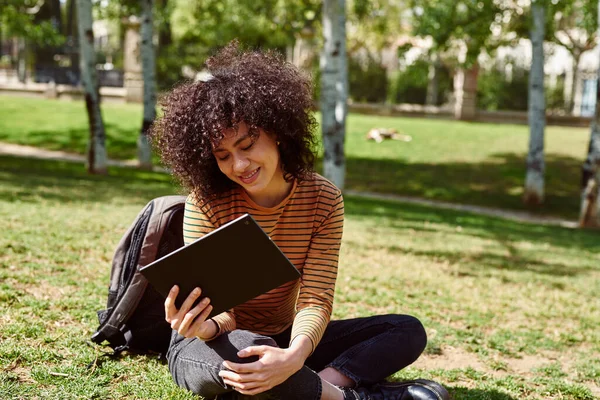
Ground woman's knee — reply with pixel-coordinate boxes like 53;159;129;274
390;314;428;360
228;330;278;351
169;355;226;397
167;330;279;396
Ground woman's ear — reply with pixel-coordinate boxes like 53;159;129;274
264;130;280;147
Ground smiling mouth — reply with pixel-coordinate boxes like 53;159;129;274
240;168;259;181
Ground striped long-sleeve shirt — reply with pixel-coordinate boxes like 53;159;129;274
183;173;344;352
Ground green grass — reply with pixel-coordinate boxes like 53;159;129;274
1;155;599;399
0;96;143;160
0;95;592;220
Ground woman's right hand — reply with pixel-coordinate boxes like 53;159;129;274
164;285;217;340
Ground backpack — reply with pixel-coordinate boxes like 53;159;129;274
91;195;186;356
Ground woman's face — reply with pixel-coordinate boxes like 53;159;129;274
213;121;285;201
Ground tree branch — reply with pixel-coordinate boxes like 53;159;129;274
25;0;45;14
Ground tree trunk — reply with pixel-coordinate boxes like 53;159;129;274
569;52;581;115
453;62;479;121
76;0;108;174
292;27;317;75
50;0;63;33
139;0;156;169
67;0;80;72
156;0;172;49
578;1;600;227
17;38;27;83
524;1;546;205
579;121;600;227
426;56;439;106
320;0;347;190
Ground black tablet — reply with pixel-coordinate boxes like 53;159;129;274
140;213;300;319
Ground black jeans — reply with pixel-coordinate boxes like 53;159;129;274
167;314;427;400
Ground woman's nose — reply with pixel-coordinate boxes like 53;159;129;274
233;155;250;173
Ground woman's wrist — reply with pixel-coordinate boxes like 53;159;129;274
287;335;313;367
196;319;220;341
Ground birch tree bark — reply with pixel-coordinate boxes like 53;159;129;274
320;0;347;190
578;1;600;227
17;38;27;83
523;1;546;205
76;0;108;174
579;108;600;227
426;56;439;106
569;51;582;114
138;0;156;169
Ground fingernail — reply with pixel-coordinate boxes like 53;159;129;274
203;297;210;304
193;288;201;295
171;285;178;292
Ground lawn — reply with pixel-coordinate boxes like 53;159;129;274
0;95;591;219
1;154;599;399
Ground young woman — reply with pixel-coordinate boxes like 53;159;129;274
151;42;449;400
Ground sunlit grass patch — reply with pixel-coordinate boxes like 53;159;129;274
1;155;599;399
0;95;591;218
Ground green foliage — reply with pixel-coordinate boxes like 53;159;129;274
348;56;388;103
477;65;567;113
548;0;598;45
409;0;456;51
387;59;451;105
170;0;316;60
155;0;409;90
477;66;529;111
150;0;323;89
156;45;186;91
510;0;599;53
312;62;321;102
546;78;566;113
388;61;428;105
410;0;505;65
505;1;557;41
0;0;64;46
347;0;408;52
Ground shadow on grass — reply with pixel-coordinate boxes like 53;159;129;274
389;247;594;278
343;152;583;220
449;387;516;400
0;155;179;205
2;154;598;263
345;195;600;263
4;137;583;218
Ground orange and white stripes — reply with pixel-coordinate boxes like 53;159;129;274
182;173;344;351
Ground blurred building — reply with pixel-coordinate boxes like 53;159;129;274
491;39;598;117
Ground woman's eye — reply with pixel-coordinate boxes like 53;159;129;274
241;141;255;151
217;154;230;161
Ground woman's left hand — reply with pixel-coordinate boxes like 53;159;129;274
218;345;305;396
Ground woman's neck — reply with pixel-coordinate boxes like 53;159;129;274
247;176;294;208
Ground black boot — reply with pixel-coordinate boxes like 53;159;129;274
351;379;449;400
342;387;372;400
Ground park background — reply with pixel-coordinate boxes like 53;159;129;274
1;0;600;399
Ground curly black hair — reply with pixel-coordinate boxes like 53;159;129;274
150;41;317;198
